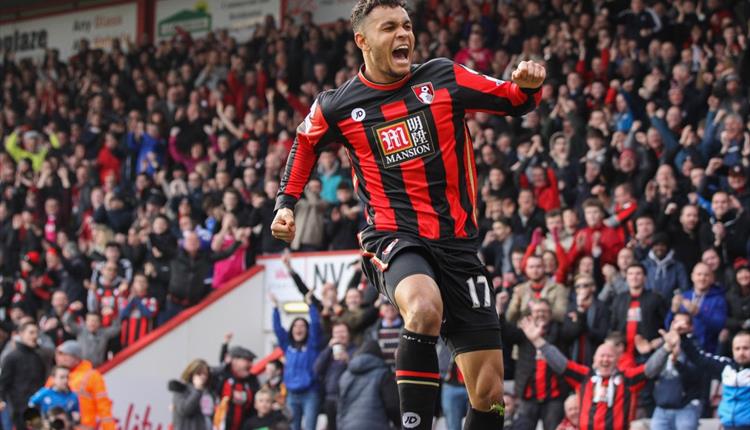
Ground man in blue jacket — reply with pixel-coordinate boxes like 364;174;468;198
666;262;727;354
675;328;750;430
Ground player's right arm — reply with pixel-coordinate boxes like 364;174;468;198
272;94;335;243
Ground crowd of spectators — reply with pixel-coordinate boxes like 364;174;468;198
0;0;749;428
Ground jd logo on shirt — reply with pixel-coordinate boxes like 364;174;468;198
402;412;421;428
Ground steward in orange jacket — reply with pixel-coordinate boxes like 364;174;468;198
49;341;115;430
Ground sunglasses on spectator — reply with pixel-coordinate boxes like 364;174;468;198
575;283;594;289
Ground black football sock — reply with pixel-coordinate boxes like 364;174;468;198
395;329;439;430
463;405;505;429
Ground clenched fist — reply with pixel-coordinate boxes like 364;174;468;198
511;60;546;89
271;208;296;243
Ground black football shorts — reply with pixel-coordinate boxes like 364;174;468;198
360;233;502;356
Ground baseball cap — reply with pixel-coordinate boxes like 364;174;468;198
57;340;82;358
24;251;41;266
728;165;747;177
228;346;256;361
733;258;750;271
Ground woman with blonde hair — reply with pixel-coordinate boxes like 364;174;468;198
168;358;216;430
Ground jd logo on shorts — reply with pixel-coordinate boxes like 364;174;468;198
402;412;421;428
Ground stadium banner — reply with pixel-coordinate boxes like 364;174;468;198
284;0;358;25
258;250;361;329
155;0;281;41
0;3;137;61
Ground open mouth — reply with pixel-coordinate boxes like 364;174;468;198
392;45;410;63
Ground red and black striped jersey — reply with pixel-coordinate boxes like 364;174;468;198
562;361;648;430
118;296;157;348
523;350;563;401
276;58;541;247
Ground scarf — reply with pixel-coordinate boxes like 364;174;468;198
591;371;622;407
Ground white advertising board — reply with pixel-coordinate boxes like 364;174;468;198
155;0;281;42
258;250;361;329
0;3;137;61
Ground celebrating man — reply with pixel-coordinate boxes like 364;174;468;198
271;0;545;428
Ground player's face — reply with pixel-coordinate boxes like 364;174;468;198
357;6;415;81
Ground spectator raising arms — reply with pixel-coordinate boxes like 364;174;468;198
519;315;672;430
271;291;321;430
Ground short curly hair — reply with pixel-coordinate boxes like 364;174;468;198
350;0;408;32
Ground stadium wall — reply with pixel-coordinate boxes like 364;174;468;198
99;265;266;429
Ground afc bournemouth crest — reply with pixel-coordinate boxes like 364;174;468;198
411;82;435;104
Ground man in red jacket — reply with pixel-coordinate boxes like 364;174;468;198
570;199;625;266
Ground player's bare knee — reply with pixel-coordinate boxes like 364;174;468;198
471;379;504;410
403;299;442;335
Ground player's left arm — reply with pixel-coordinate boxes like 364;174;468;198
453;60;545;116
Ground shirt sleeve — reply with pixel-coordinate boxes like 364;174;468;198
561;359;591;391
452;62;542;116
275;93;336;212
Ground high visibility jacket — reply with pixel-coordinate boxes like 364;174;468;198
48;360;115;430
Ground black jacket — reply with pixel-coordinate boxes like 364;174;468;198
247;199;287;254
314;343;358;400
561;299;609;367
324;198;361;251
699;209;750;262
0;342;51;417
610;289;667;344
168;243;240;304
668;225;702;271
726;286;750;337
